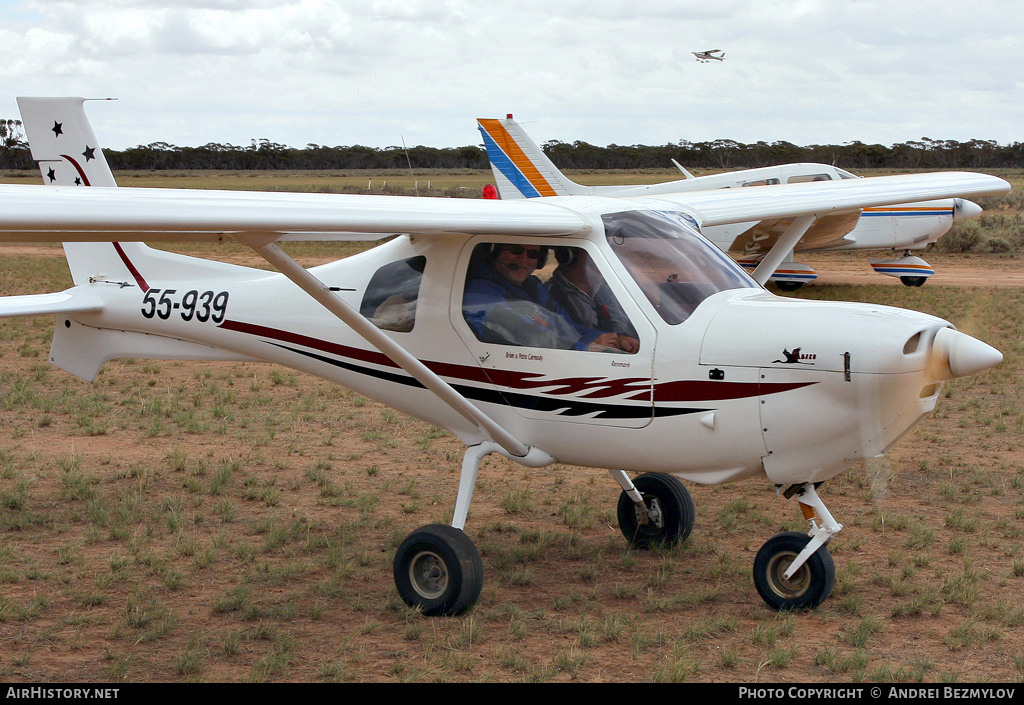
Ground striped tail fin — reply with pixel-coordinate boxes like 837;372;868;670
476;115;586;199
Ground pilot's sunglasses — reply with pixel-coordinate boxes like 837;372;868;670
505;245;544;259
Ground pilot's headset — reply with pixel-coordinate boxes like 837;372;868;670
487;243;549;269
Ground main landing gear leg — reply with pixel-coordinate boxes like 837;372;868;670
393;442;554;616
753;483;840;610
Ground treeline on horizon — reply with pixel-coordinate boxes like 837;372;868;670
2;133;1024;171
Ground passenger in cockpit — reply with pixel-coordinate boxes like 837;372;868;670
548;247;639;354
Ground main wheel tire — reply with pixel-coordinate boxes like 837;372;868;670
900;276;927;287
616;473;696;549
393;524;483;616
775;281;805;292
753;531;835;610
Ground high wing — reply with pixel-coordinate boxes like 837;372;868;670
0;172;1008;245
0;184;590;242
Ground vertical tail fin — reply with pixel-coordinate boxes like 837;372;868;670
18;97;118;188
14;97;263;380
17;96;154;286
476;115;586;199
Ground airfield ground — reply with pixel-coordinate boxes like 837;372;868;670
1;172;1023;683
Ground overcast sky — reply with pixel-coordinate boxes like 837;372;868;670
2;0;1021;152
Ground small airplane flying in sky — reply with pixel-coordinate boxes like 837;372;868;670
693;49;725;62
0;97;1009;615
477;115;983;289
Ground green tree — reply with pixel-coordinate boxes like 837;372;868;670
0;118;30;169
1;118;25;149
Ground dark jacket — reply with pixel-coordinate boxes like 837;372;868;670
463;260;601;350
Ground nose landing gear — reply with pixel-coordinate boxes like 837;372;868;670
753;483;840;610
754;530;836;609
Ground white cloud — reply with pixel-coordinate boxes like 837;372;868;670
1;0;1021;151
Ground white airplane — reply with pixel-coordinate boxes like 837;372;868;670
477;115;983;289
0;97;1009;615
693;49;725;63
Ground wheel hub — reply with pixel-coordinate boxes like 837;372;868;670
765;551;810;597
634;496;663;529
409;550;448;599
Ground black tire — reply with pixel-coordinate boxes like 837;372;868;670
616;473;695;549
393;524;483;616
753;531;835;610
775;281;804;292
900;276;927;287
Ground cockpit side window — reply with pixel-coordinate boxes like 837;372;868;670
787;174;833;183
603;210;757;325
360;256;426;332
461;242;640;354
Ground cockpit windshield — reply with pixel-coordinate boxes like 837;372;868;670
603;210;759;325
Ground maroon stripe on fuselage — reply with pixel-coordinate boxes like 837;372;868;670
647;379;816;402
219;318;491;385
218;318;807;403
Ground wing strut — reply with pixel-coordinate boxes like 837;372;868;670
750;215;815;286
236;234;531;458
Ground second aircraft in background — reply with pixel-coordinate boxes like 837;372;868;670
692;49;726;63
477;115;984;289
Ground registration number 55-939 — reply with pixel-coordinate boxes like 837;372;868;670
141;288;229;323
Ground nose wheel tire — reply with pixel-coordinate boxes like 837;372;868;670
617;473;695;549
753;531;835;610
394;524;483;616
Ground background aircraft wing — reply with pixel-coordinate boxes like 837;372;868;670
646;172;1009;229
727;212;863;253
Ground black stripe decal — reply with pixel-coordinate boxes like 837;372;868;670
273;343;706;420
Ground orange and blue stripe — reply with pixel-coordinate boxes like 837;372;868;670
861;206;954;218
870;261;935;277
477;119;558;198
